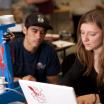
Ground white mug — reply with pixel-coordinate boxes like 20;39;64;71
0;77;6;94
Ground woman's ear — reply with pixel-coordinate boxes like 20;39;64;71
22;26;27;35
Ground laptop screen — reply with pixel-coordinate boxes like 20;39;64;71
19;80;77;104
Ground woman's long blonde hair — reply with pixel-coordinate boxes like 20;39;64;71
76;8;104;85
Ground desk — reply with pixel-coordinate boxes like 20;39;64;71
44;33;60;42
9;23;23;32
52;40;75;57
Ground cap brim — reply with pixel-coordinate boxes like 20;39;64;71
33;23;53;30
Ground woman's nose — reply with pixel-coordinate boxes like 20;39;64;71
83;34;89;42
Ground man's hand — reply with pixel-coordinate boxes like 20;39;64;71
14;77;21;81
14;75;36;81
3;32;15;41
47;75;59;84
22;75;37;81
77;94;100;104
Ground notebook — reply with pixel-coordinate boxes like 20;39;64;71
19;80;77;104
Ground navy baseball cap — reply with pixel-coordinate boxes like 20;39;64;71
24;13;53;30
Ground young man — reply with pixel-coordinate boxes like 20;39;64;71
12;13;60;84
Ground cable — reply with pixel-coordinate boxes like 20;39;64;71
5;88;24;97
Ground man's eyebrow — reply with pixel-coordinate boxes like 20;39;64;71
30;27;37;29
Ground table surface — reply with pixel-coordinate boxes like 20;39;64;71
52;40;75;51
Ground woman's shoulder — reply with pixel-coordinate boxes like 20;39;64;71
71;56;86;72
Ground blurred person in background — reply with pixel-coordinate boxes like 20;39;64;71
25;0;55;15
0;0;12;15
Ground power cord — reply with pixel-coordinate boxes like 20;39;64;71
5;88;24;97
0;86;26;104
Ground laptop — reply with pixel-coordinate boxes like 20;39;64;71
19;80;77;104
